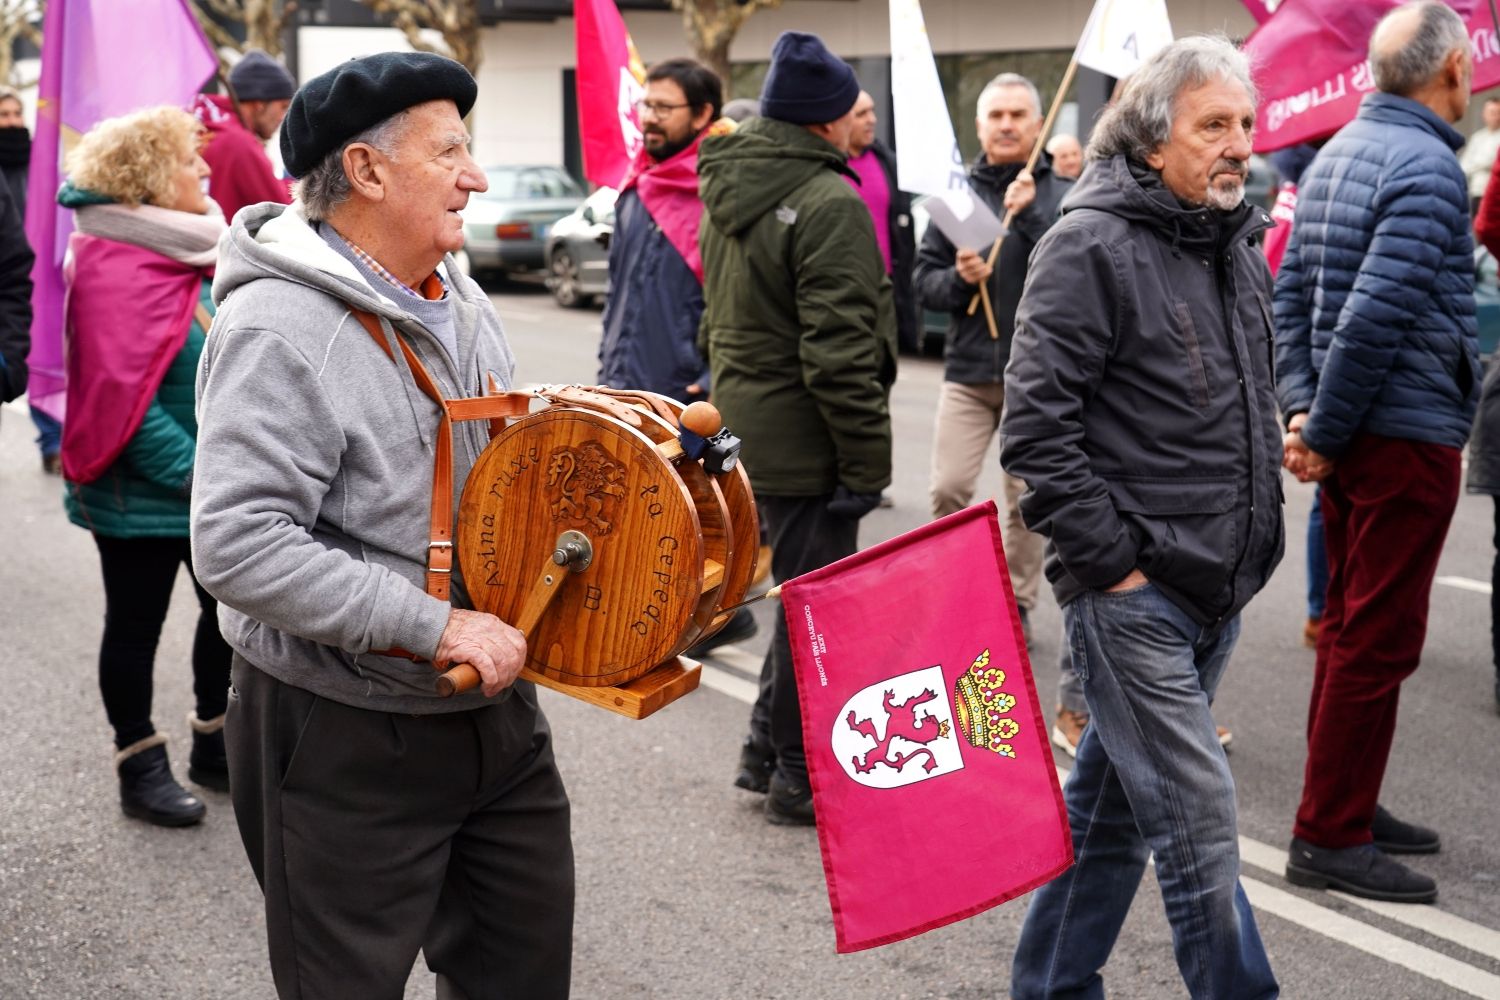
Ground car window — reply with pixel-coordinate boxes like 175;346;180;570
480;167;583;200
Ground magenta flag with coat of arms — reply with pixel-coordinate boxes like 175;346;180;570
574;0;647;189
784;502;1072;953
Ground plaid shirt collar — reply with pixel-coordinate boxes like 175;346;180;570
330;229;444;301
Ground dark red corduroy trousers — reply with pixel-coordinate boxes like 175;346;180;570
1293;433;1461;849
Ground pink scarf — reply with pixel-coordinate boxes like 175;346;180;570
619;129;716;283
61;234;208;483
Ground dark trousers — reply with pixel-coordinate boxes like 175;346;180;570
226;656;575;1000
93;534;231;748
1293;434;1460;848
746;494;859;783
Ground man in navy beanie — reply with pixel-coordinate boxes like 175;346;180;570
697;31;897;825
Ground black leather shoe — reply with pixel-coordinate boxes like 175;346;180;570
1371;805;1439;855
765;770;815;827
116;737;206;828
733;737;775;794
188;720;230;793
685;608;759;659
1285;837;1436;903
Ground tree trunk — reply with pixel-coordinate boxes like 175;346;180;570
670;0;781;95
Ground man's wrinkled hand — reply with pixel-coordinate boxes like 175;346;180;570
434;608;527;698
955;247;993;286
1282;423;1334;483
1003;169;1036;216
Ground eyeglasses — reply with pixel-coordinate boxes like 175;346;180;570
636;100;691;119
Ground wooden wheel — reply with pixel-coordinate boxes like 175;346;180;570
457;407;705;687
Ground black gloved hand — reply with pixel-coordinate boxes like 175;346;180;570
826;484;882;520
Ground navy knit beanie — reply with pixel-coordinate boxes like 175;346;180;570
280;51;477;178
759;32;860;126
229;50;296;103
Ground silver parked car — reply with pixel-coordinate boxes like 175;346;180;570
462;166;584;281
544;186;618;308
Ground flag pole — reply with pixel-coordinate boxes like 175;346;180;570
967;52;1079;329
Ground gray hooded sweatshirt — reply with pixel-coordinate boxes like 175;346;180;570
192;201;516;713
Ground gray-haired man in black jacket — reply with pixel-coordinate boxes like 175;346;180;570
1001;37;1283;1000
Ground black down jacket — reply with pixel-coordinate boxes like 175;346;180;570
1001;155;1285;627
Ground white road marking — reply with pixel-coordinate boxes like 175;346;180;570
704;644;762;677
701;653;1500;995
1241;877;1500;999
1437;575;1493;595
1239;836;1500;963
697;663;758;704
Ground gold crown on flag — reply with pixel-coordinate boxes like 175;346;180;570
952;649;1020;758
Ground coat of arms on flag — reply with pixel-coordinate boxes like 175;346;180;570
785;503;1072;953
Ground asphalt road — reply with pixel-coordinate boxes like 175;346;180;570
1;277;1498;1000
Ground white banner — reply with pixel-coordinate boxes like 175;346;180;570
1075;0;1174;80
889;0;1003;248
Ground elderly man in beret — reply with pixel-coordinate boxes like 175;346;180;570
191;52;573;999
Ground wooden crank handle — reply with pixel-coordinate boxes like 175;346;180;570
435;537;587;697
435;662;481;698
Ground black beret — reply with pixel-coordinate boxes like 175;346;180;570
280;51;477;179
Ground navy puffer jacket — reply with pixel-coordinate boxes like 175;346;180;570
1273;93;1479;457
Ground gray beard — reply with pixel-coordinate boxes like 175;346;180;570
1205;179;1245;211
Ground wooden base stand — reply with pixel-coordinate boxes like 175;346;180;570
520;656;702;719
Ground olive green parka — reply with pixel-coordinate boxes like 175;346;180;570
696;116;896;497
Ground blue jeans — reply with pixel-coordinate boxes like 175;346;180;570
1307;487;1327;620
30;405;61;458
1011;584;1277;1000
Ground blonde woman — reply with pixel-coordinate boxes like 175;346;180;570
59;105;229;827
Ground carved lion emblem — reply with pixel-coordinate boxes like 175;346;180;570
544;441;625;534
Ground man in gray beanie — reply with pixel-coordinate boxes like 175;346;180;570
698;30;896;825
192;51;573;998
191;48;296;222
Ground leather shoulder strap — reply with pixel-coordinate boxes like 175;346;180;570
348;308;455;599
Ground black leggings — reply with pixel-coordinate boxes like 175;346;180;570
93;534;232;749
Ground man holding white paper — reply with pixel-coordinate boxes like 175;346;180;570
913;73;1071;641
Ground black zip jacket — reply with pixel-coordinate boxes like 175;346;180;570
0;179;33;403
913;152;1071;383
1001;155;1284;627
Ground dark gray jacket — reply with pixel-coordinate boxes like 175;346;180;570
914;154;1071;384
1001;155;1284;627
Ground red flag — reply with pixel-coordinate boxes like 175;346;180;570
1246;0;1495;152
574;0;647;189
1262;181;1298;276
784;502;1072;953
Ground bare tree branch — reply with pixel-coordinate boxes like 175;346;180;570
667;0;783;85
0;0;45;88
186;0;297;59
357;0;482;75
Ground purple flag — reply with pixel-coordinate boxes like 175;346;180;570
24;0;218;422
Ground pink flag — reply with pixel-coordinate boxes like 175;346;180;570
24;0;218;422
1246;0;1494;152
1239;0;1276;25
574;0;646;189
784;502;1072;953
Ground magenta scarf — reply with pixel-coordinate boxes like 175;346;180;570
619;130;712;283
60;233;207;483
